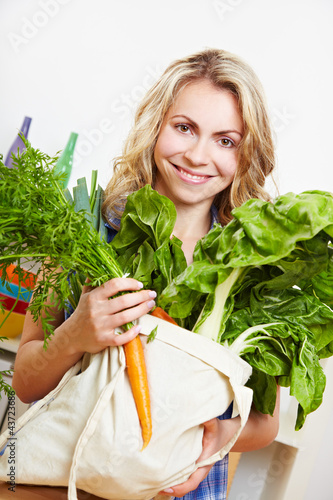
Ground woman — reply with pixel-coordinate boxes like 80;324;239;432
12;48;280;499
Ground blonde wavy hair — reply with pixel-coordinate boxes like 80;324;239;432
102;48;275;227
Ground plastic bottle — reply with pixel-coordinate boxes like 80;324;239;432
5;116;32;168
53;132;78;189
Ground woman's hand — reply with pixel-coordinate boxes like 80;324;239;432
159;416;240;497
159;390;280;497
13;276;156;404
64;277;156;356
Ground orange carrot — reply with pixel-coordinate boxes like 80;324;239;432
123;308;176;451
151;306;178;325
124;335;152;450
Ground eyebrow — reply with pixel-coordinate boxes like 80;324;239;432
171;114;243;138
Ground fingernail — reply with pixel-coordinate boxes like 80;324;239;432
137;281;144;289
134;325;142;334
147;300;156;309
161;488;174;494
148;290;157;299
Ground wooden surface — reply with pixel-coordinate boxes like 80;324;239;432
0;468;242;500
227;452;242;497
0;482;105;499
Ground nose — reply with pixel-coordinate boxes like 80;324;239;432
184;139;210;166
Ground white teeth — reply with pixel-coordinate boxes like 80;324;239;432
178;167;207;180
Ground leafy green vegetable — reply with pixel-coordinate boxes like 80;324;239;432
111;186;187;296
110;187;333;429
158;191;333;429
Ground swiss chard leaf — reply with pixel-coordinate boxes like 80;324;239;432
111;185;177;253
298;247;333;308
158;190;333;429
290;339;326;430
110;185;187;293
246;369;277;416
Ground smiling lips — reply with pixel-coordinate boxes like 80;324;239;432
173;164;213;184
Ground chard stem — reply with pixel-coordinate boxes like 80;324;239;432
194;267;244;342
227;322;283;355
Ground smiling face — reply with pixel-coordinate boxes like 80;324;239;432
153;79;244;214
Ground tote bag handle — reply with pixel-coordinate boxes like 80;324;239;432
68;348;125;500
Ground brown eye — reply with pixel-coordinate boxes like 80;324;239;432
177;124;190;133
219;138;234;148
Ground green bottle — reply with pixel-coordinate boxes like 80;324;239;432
54;132;78;188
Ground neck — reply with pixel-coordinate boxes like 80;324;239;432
172;204;212;264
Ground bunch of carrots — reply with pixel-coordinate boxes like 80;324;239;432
0;141;178;451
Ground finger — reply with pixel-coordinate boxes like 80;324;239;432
81;277;144;297
94;277;144;299
159;465;212;498
82;277;93;294
106;298;156;330
107;324;143;346
106;289;157;314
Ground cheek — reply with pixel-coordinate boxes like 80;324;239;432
216;155;238;179
154;127;183;162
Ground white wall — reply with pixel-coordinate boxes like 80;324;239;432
1;0;332;196
1;0;333;497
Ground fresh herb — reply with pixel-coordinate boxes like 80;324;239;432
0;137;125;350
0;362;14;398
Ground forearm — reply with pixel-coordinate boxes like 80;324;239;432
12;321;83;404
231;386;280;452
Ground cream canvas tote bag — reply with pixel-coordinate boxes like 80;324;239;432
0;314;253;500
